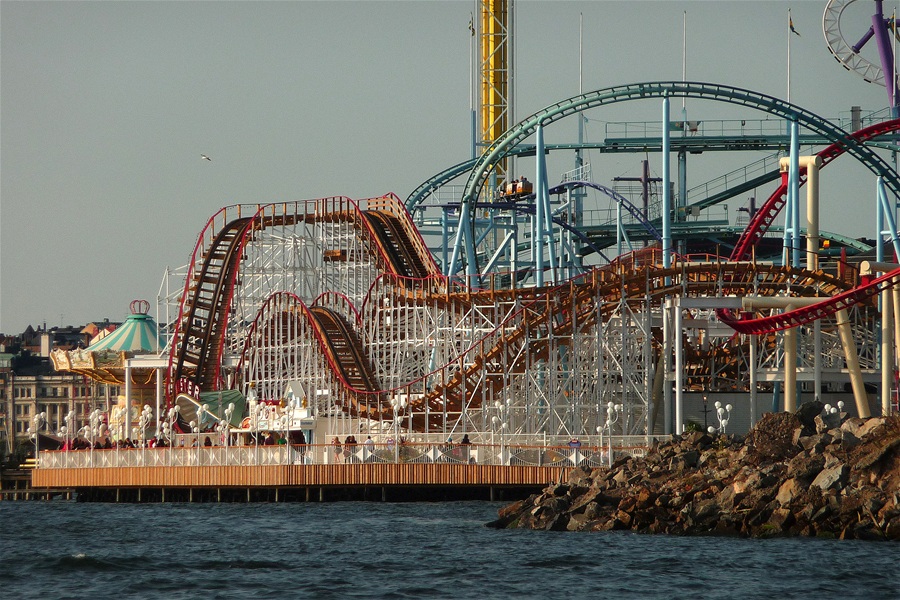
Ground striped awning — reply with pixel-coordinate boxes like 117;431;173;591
87;312;162;353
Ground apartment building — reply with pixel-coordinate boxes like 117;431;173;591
0;324;121;454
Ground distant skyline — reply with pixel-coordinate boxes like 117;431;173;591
1;1;894;333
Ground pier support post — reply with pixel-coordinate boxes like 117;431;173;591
836;308;870;417
674;299;684;433
749;333;758;427
883;287;894;416
784;319;798;413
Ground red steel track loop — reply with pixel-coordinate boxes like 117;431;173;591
718;119;900;335
730;119;900;262
720;268;900;335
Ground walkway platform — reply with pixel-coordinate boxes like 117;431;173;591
25;442;620;502
31;463;569;502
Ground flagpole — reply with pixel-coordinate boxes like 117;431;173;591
787;8;792;103
891;8;897;112
682;10;687;110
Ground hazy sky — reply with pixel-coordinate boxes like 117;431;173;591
1;0;894;334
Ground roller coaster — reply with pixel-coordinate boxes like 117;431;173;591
162;96;900;442
161;3;900;440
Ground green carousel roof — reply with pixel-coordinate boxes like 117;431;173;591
88;308;162;353
50;301;163;387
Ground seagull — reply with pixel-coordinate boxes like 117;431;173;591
201;154;211;161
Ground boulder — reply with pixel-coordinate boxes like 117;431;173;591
489;410;900;539
776;478;803;506
795;400;825;433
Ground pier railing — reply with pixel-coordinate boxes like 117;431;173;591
36;439;654;470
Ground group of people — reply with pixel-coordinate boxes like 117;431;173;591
331;434;406;463
245;429;307;447
60;436;167;451
58;429;315;451
326;433;476;463
331;434;365;462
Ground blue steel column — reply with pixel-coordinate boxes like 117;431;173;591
538;125;558;284
448;206;466;276
782;174;793;266
448;197;480;284
790;120;801;267
441;208;450;274
662;96;672;268
877;176;900;259
535;123;545;287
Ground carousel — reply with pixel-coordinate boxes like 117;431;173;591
51;299;165;438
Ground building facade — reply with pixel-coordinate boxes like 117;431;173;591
0;325;121;455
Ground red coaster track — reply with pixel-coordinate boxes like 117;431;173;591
720;119;900;334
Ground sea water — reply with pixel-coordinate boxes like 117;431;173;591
0;501;897;599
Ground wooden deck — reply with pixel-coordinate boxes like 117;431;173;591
30;463;570;502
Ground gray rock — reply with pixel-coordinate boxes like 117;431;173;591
812;464;848;491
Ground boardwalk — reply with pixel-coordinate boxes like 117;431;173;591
27;442;633;502
32;463;566;502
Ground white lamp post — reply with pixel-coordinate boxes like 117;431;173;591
138;405;153;448
389;397;407;463
27;411;46;466
195;404;208;464
707;401;733;435
59;409;76;453
493;401;504;464
87;408;102;467
390;398;400;463
823;401;845;415
280;412;290;465
605;402;623;468
162;406;178;443
217;402;235;454
247;384;260;464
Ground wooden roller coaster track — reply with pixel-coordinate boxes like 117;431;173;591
405;261;855;430
169;195;440;403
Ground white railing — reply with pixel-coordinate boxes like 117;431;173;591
37;438;658;470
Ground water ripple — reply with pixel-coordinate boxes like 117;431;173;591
2;501;899;599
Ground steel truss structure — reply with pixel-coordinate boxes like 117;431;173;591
163;184;889;443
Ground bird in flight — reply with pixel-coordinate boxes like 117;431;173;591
201;154;211;161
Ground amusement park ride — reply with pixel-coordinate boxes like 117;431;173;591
90;1;900;447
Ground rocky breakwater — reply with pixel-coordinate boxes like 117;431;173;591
488;403;900;539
